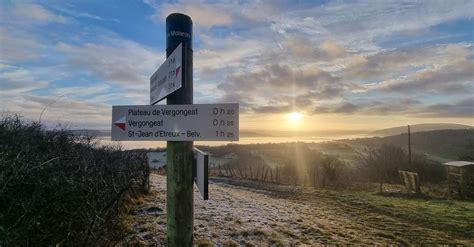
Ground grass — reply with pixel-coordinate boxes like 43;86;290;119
220;239;239;247
322;189;474;242
213;177;473;244
194;238;214;247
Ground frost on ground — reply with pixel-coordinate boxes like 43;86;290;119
121;174;471;245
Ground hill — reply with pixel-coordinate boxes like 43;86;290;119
372;123;472;137
343;129;474;162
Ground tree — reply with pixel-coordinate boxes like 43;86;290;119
359;144;407;193
459;140;474;161
319;155;344;188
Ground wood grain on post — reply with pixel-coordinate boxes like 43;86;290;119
165;13;194;247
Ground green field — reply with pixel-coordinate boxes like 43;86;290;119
214;177;474;244
317;190;474;244
125;175;474;245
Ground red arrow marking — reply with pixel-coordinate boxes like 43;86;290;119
175;66;181;77
114;123;126;131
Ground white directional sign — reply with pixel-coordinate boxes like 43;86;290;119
150;43;183;105
111;103;239;141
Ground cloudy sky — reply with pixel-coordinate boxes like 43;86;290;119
1;0;473;132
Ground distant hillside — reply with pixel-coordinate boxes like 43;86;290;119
372;123;472;137
70;129;110;137
343;129;474;162
243;129;368;137
240;130;273;137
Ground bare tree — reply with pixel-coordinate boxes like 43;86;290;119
319;155;344;188
359;144;406;193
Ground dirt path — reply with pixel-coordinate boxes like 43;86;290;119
121;174;469;245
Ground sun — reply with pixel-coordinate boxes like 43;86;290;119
287;112;303;123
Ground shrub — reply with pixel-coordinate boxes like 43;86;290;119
0;114;149;246
411;153;445;183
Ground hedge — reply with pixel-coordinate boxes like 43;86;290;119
0;115;149;245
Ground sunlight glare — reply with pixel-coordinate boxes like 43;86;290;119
287;112;303;123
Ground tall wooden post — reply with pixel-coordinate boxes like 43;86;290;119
166;13;194;246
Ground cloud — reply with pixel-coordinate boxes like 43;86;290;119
48;85;112;99
1;3;68;25
215;63;344;114
145;0;287;29
57;38;160;87
269;1;474;53
313;97;473;119
366;59;474;94
0;87;117;129
0;3;68;63
281;38;348;61
252;105;292;114
314;98;420;114
145;0;232;28
195;35;264;71
16;3;67;23
345;44;473;81
183;0;474;118
214;62;345;114
0;64;48;93
143;0;473;119
315;102;360;114
418;98;474;118
220;63;342;94
2;0;472;131
52;6;118;22
345;48;431;81
0;27;43;62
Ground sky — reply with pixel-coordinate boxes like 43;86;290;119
1;0;473;133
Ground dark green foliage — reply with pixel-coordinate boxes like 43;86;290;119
458;139;474;161
0;115;149;246
411;153;445;183
463;167;474;198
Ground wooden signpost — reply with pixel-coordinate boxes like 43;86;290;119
111;13;239;246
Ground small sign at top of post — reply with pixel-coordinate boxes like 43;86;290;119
150;43;183;105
